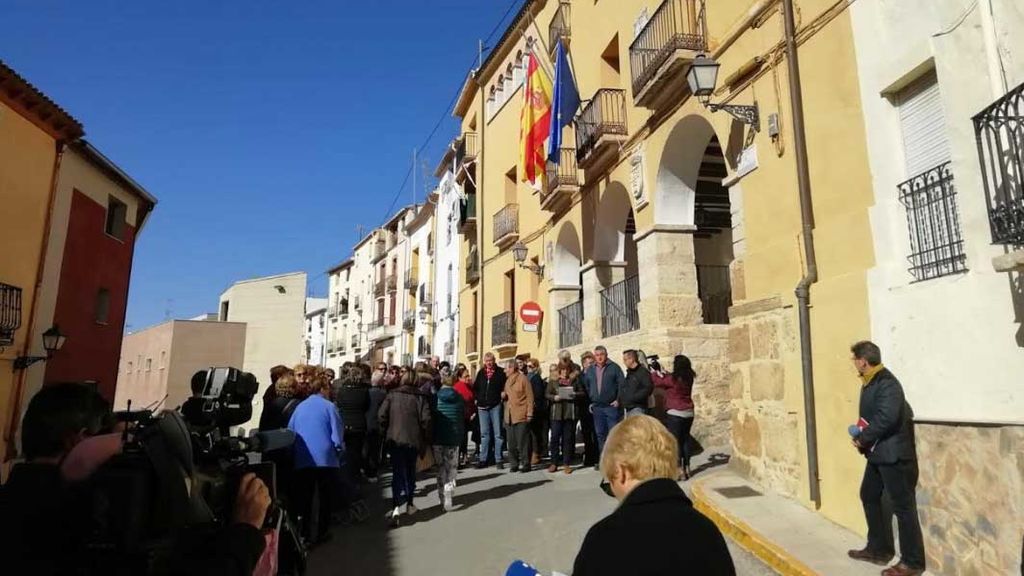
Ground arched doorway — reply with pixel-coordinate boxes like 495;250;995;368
591;182;640;336
654;115;734;324
552;222;584;348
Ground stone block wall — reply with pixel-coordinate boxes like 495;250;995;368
915;422;1023;575
727;297;804;500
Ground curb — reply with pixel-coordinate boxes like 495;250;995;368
691;476;818;576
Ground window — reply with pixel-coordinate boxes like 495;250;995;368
504;65;514;96
94;288;111;324
159;351;166;369
127;361;133;374
220;300;230;321
105;196;128;240
145;358;152;372
895;70;967;281
504;167;518;204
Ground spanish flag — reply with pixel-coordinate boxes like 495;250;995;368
519;50;553;190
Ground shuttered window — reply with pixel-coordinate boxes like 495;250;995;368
898;69;950;177
894;69;967;281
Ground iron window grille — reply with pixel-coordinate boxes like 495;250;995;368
600;275;641;338
1;283;23;346
897;161;968;281
558;299;583;348
492;311;516;347
696;265;732;324
973;80;1024;246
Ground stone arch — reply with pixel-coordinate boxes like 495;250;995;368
593;181;634;262
553;221;583;286
654;114;718;226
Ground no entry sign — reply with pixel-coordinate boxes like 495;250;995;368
519;301;543;325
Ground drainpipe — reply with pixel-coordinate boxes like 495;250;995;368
782;0;821;508
476;73;486;359
5;141;66;462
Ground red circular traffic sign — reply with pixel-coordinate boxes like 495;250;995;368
519;301;543;324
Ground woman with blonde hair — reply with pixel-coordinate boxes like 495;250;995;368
572;415;735;575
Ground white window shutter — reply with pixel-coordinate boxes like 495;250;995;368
897;70;950;177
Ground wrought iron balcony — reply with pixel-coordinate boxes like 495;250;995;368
974;80;1024;247
1;282;23;347
600;275;641;338
548;1;571;56
327;305;338;319
374;280;386;298
465;325;478;357
404;269;418;291
403;309;416;331
459;192;477;235
630;0;707;109
386;275;398;293
492;311;517;349
897;162;968;281
493;203;520;248
558;299;583;348
455;132;478;185
543;148;579;213
575;89;628;177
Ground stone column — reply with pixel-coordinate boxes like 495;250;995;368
580;260;627;343
547;285;582;354
634;225;702;330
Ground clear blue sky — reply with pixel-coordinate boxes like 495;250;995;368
2;0;522;331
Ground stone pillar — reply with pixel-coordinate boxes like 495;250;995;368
547;285;582;354
580;261;627;343
634;225;703;330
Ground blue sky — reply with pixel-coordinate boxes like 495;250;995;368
2;0;521;330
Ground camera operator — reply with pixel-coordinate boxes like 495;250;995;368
0;382;111;575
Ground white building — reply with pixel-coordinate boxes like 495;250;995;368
218;271;307;427
404;201;436;364
849;1;1023;573
304;297;327;366
431;170;461;364
325;259;355;373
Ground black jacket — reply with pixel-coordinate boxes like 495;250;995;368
473;365;507;409
858;367;916;465
573;478;735;576
0;463;81;575
337;382;371;433
620;365;654;410
258;395;300;431
367;386;387;432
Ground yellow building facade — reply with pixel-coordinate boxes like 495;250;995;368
0;61;83;464
454;0;877;533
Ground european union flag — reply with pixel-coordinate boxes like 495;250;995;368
547;39;580;165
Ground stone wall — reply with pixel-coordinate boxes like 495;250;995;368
915;422;1024;575
727;296;804;500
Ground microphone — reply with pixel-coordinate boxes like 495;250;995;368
506;560;542;576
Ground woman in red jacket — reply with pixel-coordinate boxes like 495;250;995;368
651;354;696;480
452;364;477;467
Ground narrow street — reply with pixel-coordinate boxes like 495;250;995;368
309;454;776;576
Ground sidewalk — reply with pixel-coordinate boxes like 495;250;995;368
689;468;930;576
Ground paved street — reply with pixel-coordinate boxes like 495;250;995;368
308;455;776;576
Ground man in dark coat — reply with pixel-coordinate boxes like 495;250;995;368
573;414;734;575
847;341;925;576
473;352;508;469
620;349;654;416
582;345;625;467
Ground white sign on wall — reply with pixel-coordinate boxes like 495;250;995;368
630;151;645;201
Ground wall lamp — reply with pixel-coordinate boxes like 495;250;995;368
687;54;760;131
512;241;544;277
14;325;67;371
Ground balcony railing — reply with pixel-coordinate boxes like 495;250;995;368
492;311;516;348
548;1;571;55
575;89;628;166
404;269;418;291
403;309;416;331
974;80;1024;246
327;305;339;319
374;280;386;298
444;341;454;357
456;132;478;169
339;301;349;318
493;203;520;247
459;192;477;234
897;161;968;281
466;249;481;283
600;275;641;338
401;353;413;368
0;283;23;346
558;300;583;348
696;265;732;325
418;336;432;358
543;148;579;211
630;0;707;100
465;325;478;356
386;275;398;293
371;239;387;263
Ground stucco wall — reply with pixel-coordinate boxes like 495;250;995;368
433;173;461;363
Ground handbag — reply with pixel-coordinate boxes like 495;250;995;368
416;446;436;473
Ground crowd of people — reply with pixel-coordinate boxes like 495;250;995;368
262;343;701;537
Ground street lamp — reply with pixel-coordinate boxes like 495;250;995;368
511;241;544;277
687;54;760;131
14;325;67;371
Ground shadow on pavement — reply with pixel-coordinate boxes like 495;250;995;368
398;478;552;527
306;476;395;576
690;452;730;478
417;471;504;497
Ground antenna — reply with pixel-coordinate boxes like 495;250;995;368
412;147;418;207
